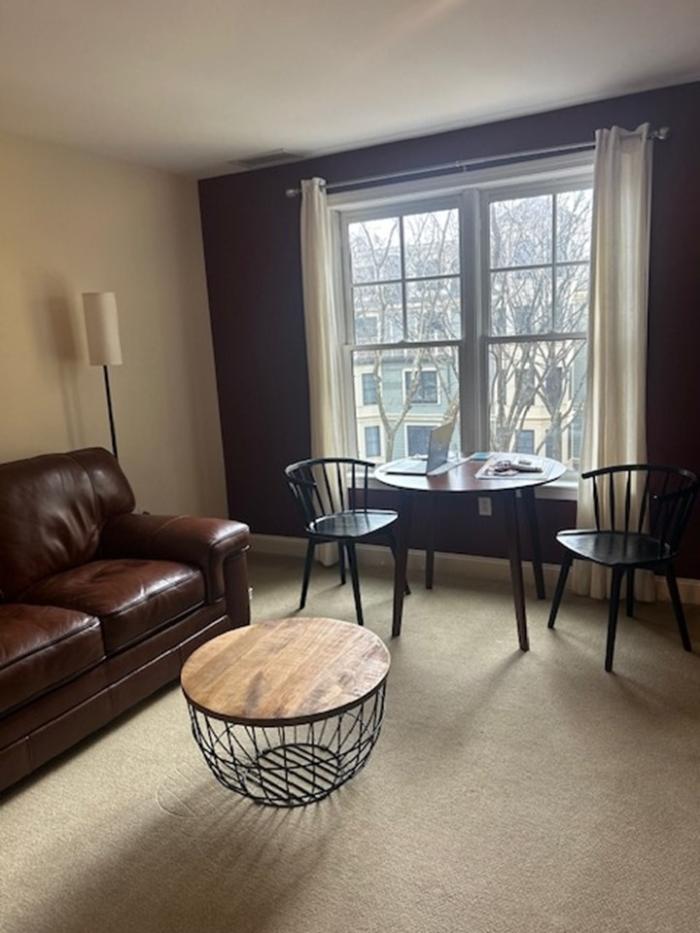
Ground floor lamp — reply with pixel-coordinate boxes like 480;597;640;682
83;292;123;459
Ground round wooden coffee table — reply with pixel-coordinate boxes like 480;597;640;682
181;617;391;807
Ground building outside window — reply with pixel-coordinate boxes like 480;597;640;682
337;159;593;471
363;424;381;459
404;368;438;404
515;429;535;454
361;372;378;405
406;424;437;457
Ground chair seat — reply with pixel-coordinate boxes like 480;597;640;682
22;559;205;654
309;510;398;540
556;529;672;566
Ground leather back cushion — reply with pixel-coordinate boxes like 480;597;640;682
0;448;135;599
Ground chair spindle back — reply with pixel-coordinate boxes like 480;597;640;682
585;464;698;555
285;458;373;529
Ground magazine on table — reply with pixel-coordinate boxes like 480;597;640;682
475;454;552;480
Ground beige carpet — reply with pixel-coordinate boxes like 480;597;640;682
2;554;700;933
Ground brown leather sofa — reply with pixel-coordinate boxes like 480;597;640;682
0;447;250;793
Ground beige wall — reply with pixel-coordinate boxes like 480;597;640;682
0;131;227;517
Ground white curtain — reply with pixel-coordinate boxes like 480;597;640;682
572;124;654;599
300;178;349;564
300;178;348;460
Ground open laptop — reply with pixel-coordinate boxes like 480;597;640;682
384;418;457;475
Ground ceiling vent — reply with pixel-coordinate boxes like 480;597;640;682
229;149;307;171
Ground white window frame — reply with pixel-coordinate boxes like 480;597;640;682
481;181;591;465
330;151;594;494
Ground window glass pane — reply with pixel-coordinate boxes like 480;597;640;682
490;195;552;268
348;217;400;283
364;425;381;459
361;372;378;405
555;263;589;332
404;369;438;404
403;209;459;278
352;283;402;344
352;346;459;462
406;278;461;341
556;189;593;262
490;268;551;336
488;339;586;469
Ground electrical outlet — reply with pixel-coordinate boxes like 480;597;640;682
478;496;492;517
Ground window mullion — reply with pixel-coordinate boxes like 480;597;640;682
551;192;558;332
399;217;408;340
459;188;481;453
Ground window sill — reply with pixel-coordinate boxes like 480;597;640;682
534;478;578;501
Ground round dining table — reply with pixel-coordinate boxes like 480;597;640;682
374;456;566;651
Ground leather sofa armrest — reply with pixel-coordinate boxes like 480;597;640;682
101;514;250;625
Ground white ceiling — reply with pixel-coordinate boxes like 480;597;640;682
0;0;699;177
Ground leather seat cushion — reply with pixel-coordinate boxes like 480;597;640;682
0;604;104;714
23;560;206;654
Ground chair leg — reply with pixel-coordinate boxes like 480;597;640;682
338;542;346;585
626;568;635;618
425;499;436;590
299;540;315;610
548;555;572;629
346;542;364;626
666;564;692;652
388;533;410;596
605;568;624;673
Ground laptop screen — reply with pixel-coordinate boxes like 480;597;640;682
426;418;457;473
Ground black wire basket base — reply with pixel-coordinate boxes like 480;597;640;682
187;683;386;807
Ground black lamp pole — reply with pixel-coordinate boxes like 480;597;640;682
102;365;118;459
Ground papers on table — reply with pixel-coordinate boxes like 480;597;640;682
475;454;552;480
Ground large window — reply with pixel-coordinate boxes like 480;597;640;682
344;207;461;462
487;189;591;464
338;166;593;470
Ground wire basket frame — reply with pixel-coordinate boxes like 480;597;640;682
187;682;387;807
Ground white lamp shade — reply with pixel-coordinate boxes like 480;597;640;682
83;292;123;366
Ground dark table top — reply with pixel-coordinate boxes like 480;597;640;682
374;455;567;495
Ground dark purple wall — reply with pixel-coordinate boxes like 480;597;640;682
199;81;700;577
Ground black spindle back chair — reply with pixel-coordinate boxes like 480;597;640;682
285;457;408;626
548;464;698;671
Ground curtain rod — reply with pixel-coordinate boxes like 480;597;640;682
284;126;669;198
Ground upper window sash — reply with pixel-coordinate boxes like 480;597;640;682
483;184;593;341
340;195;463;350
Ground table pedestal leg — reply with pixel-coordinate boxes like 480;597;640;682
392;491;413;638
504;490;529;652
425;498;436;590
522;486;545;599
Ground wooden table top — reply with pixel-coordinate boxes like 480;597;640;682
374;455;566;494
181;617;391;726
